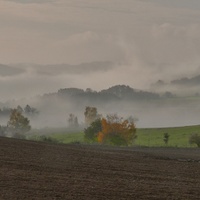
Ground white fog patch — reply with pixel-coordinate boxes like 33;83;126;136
0;0;200;127
5;0;54;4
51;31;124;65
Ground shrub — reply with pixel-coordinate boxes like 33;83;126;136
163;132;170;145
84;118;102;143
97;115;137;146
12;132;26;139
189;133;200;147
38;135;60;143
84;114;137;146
0;126;7;137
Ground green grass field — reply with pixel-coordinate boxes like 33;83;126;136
30;125;200;148
49;132;84;144
135;125;200;147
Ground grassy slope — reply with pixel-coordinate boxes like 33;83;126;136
135;125;200;147
36;125;200;147
49;132;84;143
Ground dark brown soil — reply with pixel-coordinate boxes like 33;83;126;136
0;136;200;200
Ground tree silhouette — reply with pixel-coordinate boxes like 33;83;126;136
7;109;31;138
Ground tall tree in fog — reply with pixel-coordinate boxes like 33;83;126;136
84;106;99;126
68;113;79;128
7;109;31;138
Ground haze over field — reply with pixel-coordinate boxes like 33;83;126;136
1;0;200;128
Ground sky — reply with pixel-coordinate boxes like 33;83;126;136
1;0;200;100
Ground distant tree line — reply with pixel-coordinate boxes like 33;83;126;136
55;85;161;103
0;105;39;118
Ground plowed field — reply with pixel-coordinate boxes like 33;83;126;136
0;136;200;199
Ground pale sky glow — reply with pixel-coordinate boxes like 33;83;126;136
1;0;200;100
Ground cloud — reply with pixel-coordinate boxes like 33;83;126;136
51;31;124;64
0;0;200;100
5;0;54;4
149;0;200;10
1;0;200;66
0;64;25;77
33;61;114;76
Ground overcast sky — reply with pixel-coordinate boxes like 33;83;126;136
1;0;200;100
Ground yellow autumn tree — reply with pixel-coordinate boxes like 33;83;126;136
7;109;31;138
97;114;136;146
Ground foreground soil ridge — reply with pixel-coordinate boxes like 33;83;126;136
0;137;200;199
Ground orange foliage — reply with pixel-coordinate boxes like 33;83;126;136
97;116;136;146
